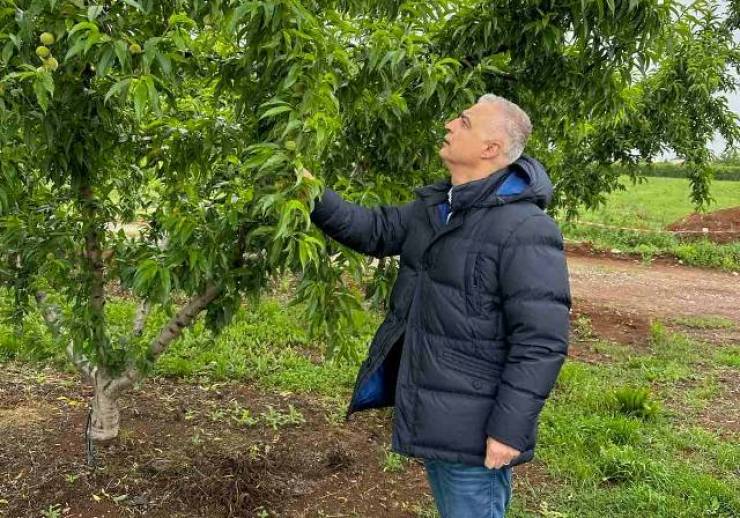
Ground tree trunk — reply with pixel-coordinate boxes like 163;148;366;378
73;284;221;443
89;372;120;442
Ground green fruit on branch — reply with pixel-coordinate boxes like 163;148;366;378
43;57;59;71
285;140;297;150
40;32;55;46
129;43;142;54
36;46;51;59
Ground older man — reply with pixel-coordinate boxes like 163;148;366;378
309;94;570;517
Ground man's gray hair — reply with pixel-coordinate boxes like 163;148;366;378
478;94;532;163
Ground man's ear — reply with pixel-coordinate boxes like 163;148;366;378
481;140;501;160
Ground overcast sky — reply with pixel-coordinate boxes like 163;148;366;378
704;0;737;155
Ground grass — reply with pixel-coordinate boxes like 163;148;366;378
619;162;740;182
572;176;740;228
2;295;738;517
561;176;740;270
673;315;736;330
508;322;740;517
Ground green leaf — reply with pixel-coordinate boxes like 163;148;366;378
69;21;99;36
122;0;143;11
104;78;131;104
114;40;130;70
133;79;148;120
88;5;104;21
133;258;158;293
96;47;115;77
32;73;53;112
259;105;292;120
145;76;159;114
155;52;171;76
1;40;14;64
65;37;88;60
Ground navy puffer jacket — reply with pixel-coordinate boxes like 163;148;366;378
310;155;570;467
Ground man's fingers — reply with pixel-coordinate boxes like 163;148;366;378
485;453;515;470
485;455;506;470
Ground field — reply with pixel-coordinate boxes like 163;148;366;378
562;175;740;270
1;251;739;517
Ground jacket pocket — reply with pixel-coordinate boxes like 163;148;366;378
440;348;501;381
464;252;483;316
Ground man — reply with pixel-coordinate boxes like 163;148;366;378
309;94;570;517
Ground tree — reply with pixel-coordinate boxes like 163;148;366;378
1;0;737;444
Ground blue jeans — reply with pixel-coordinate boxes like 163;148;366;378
424;459;513;518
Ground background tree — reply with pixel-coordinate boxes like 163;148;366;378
1;0;737;444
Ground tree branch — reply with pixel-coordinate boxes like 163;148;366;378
106;283;221;395
66;340;95;381
133;300;150;337
150;283;221;359
34;291;62;340
79;184;110;360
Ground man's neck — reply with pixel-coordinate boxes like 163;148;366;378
447;160;509;186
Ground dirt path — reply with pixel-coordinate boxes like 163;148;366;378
568;252;739;323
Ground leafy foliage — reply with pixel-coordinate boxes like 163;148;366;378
0;0;737;377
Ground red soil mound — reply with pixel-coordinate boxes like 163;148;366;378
666;206;740;244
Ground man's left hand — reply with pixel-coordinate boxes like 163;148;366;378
484;437;520;470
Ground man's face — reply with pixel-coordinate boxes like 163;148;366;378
439;101;504;167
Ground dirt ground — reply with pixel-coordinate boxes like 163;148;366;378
1;250;738;517
667;206;740;243
0;364;436;517
568;249;740;343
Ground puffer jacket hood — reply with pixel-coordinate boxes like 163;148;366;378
415;154;553;211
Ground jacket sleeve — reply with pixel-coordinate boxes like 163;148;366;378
310;187;413;258
485;213;571;452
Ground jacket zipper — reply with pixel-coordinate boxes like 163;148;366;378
446;187;454;224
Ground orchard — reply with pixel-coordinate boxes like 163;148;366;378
1;0;737;447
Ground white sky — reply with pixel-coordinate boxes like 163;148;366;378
702;0;737;155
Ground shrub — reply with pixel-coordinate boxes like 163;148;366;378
613;386;661;419
598;444;666;483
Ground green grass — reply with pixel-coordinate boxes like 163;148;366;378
562;176;740;270
150;297;375;398
673;315;736;330
714;347;740;369
508;323;740;517
577;176;740;227
619;162;740;182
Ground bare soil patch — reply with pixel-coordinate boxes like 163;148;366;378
567;300;652;364
571;300;652;346
0;364;549;517
666;206;740;244
567;253;739;325
1;363;435;517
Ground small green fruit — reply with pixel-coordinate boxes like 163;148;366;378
40;32;55;46
36;46;51;59
43;57;59;71
285;140;297;150
129;43;142;54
